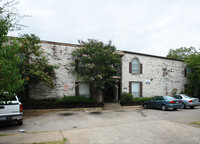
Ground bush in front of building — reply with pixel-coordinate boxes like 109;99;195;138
21;95;103;109
120;92;152;106
21;98;58;109
132;97;152;103
57;95;97;104
120;92;133;103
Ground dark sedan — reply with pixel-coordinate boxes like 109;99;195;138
143;96;183;111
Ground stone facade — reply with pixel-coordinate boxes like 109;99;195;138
121;51;186;97
30;40;187;99
30;41;78;99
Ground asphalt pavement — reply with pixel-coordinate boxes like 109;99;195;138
0;106;200;144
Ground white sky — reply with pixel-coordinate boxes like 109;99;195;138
8;0;200;56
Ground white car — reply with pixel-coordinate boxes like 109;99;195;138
173;94;200;109
0;94;23;125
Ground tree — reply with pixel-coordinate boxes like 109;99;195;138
166;47;200;97
0;0;24;96
0;1;57;98
0;0;26;32
71;39;121;102
166;47;198;60
17;34;58;91
184;53;200;96
0;38;24;96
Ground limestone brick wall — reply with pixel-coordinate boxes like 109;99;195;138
121;52;187;97
29;41;78;99
30;40;187;99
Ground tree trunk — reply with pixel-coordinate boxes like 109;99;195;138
90;85;103;103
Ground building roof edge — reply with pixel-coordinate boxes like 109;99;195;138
41;40;80;47
122;50;184;62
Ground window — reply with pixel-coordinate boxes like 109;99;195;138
129;58;142;74
129;82;143;97
152;97;158;100
75;59;85;72
157;96;164;100
174;95;182;99
132;58;139;74
185;67;191;77
75;82;90;98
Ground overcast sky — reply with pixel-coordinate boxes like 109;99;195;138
8;0;200;56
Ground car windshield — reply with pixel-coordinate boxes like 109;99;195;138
182;94;194;98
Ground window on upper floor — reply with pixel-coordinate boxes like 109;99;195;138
75;58;86;73
132;58;140;74
185;66;191;77
129;58;142;75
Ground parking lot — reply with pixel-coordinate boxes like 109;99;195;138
0;107;200;144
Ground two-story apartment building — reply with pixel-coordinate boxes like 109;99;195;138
121;51;186;98
29;40;186;101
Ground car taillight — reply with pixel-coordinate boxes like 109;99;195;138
180;100;182;103
188;100;193;103
170;101;176;104
20;104;23;112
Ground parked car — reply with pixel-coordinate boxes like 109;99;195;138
143;96;183;111
172;94;200;109
0;94;23;125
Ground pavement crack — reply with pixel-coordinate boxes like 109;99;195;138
59;130;65;138
137;110;147;117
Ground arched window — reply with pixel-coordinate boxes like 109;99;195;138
131;58;140;74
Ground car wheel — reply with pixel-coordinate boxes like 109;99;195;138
182;103;186;109
161;105;167;111
190;106;195;109
17;121;23;126
143;104;148;109
173;108;177;111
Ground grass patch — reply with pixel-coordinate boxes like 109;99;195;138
0;134;10;136
27;131;49;134
190;121;200;125
31;138;67;144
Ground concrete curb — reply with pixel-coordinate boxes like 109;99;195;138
24;107;103;113
23;105;142;114
122;105;142;109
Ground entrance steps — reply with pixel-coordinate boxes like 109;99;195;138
103;102;122;110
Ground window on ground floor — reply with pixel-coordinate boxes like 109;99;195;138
129;81;143;97
75;82;90;98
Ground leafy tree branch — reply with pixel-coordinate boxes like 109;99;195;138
71;39;121;102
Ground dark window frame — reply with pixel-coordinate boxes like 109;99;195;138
129;81;143;97
129;58;143;75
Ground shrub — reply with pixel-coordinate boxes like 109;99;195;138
21;95;100;109
21;98;58;105
57;95;97;104
21;98;59;108
120;93;153;106
132;97;152;103
120;92;133;103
